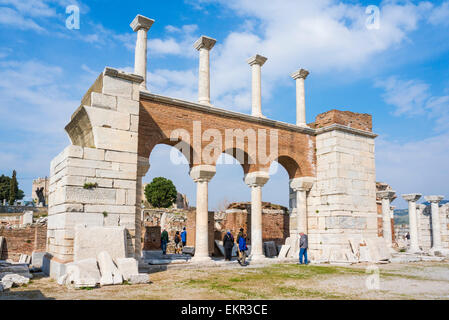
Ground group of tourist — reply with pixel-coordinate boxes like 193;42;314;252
160;227;187;255
223;228;249;266
159;227;309;266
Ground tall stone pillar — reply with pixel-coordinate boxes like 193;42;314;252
190;165;216;262
247;54;267;118
130;14;155;90
244;171;269;261
377;190;396;248
194;36;216;106
289;177;314;256
136;157;150;259
402;194;422;253
291;68;309;126
424;195;444;252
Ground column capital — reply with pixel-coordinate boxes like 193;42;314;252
402;193;422;202
247;54;267;67
290;176;314;192
190;165;216;183
130;14;155;32
244;171;269;187
424;195;444;203
194;35;216;51
377;190;396;200
291;68;309;80
137;156;150;177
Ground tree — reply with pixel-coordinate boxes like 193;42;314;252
144;177;177;208
9;170;18;205
0;171;24;204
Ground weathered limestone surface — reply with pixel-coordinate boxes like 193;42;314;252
46;67;143;277
307;128;378;262
64;258;101;288
97;251;123;286
114;257;138;281
74;226;127;262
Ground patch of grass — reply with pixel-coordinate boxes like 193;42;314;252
83;182;98;190
78;286;95;290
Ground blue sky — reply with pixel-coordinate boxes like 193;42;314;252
0;0;448;210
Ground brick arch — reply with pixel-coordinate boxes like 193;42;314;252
148;138;197;169
214;147;257;175
274;155;302;179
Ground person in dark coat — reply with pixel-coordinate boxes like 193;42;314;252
299;232;309;265
223;230;234;261
161;229;169;255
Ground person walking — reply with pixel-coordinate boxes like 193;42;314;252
223;230;234;261
174;231;182;254
236;228;244;261
238;233;248;266
161;229;169;255
299;232;309;265
181;227;187;247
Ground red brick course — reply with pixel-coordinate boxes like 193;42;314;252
0;224;47;261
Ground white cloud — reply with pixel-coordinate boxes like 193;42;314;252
0;6;46;31
375;76;449;131
376;132;449;208
429;1;449;26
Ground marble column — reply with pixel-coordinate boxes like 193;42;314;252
194;36;216;106
377;190;396;248
424;195;444;252
135;156;150;260
130;14;155;90
290;177;314;256
247;54;267;118
190;165;216;262
291;69;309;126
244;171;269;260
402;193;422;253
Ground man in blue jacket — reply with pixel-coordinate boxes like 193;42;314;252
238;233;248;266
299;232;309;265
181;227;187;247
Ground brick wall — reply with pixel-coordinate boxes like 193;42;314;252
220;208;289;246
0;224;47;261
312;109;372;132
142;225;161;250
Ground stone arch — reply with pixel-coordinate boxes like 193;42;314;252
65;106;95;148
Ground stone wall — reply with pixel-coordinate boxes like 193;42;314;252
312;110;372;132
306;127;378;260
46;67;144;270
218;203;289;246
32;177;49;205
0;224;47;261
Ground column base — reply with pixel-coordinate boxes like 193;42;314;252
429;248;449;256
249;254;266;262
407;247;421;254
190;255;212;264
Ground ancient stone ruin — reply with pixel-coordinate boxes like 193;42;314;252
34;14;448;283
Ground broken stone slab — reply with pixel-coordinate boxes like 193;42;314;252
0;263;32;278
278;245;290;259
214;240;225;256
114;258;138;282
31;252;46;270
97;251;123;286
1;273;30;289
182;247;195;256
18;254;31;264
74;225;127;262
147;259;173;265
65;258;101;288
129;273;149;284
263;241;278;258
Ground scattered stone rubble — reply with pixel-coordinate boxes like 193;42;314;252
58;250;149;288
0;260;32;292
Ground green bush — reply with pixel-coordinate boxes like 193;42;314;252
144;177;177;208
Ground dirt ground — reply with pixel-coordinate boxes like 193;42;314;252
1;261;449;300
